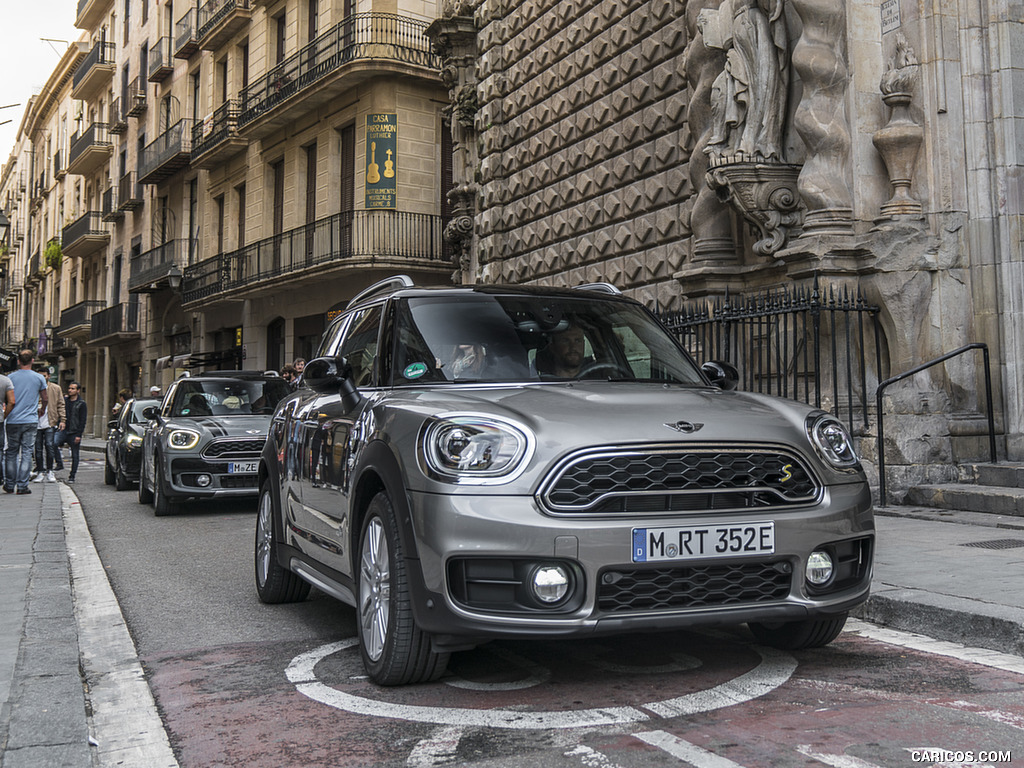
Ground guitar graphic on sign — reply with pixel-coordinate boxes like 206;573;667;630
384;149;395;179
366;142;381;184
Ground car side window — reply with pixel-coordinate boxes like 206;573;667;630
338;305;383;388
319;314;351;358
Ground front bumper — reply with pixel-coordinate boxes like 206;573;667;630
404;483;874;644
165;456;260;499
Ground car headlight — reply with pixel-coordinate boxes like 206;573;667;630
807;413;860;469
423;415;532;482
167;429;201;450
126;434;143;447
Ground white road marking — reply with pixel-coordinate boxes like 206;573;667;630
406;725;463;767
286;639;795;730
564;744;627;767
796;745;886;768
634;730;748;768
931;699;1024;731
846;619;1024;675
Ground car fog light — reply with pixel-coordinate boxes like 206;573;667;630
196;474;212;487
805;550;834;586
531;565;570;604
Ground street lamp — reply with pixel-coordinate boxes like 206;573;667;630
167;264;182;291
43;321;53;343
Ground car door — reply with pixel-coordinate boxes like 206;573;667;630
292;303;383;577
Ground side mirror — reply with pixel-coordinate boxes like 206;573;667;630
142;405;160;421
107;419;118;430
701;360;739;391
304;355;363;411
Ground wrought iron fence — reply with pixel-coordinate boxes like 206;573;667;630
191;100;241;157
91;299;140;340
658;277;883;428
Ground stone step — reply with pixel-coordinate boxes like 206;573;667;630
905;483;1024;517
959;462;1024;489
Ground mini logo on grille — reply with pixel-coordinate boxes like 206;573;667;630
664;420;704;433
245;429;262;435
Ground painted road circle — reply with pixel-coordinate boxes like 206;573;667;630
285;639;797;730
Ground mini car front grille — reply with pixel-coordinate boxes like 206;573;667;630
539;447;820;515
598;561;791;614
201;438;265;460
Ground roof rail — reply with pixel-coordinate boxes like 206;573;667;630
347;275;415;309
574;282;622;295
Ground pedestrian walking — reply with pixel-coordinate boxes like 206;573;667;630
4;350;48;494
60;381;87;484
31;367;66;483
0;368;14;488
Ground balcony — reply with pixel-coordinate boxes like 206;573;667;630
174;6;200;59
182;209;448;305
62;211;110;259
102;185;123;222
53;150;65;181
238;14;440;139
149;37;175;82
139;120;193;184
76;0;114;35
128;240;181;293
59;299;106;341
68;123;113;177
126;77;148;118
27;251;42;284
190;101;247;168
109;98;128;134
72;41;116;102
197;0;252;51
118;172;144;211
90;299;140;343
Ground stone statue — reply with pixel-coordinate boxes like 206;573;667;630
701;0;789;164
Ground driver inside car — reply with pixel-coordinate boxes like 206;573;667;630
536;323;588;378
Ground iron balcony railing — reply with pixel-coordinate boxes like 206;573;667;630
101;185;122;221
69;122;111;168
118;172;144;210
126;77;147;116
53;150;64;179
59;299;106;334
174;5;200;58
91;299;140;341
72;40;116;91
128;240;178;291
149;37;175;81
191;100;242;157
239;14;440;126
197;0;251;41
28;251;40;279
139;119;194;183
62;211;108;250
183;209;447;303
109;98;127;134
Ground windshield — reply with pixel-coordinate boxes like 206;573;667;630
390;294;705;385
170;379;292;417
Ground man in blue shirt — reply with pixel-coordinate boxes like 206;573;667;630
5;350;48;494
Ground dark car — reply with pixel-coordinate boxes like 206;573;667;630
105;397;161;490
255;276;874;685
138;371;292;516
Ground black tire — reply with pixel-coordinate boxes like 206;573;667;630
748;613;848;650
357;492;449;686
104;457;115;485
138;460;154;504
153;461;179;517
115;462;131;491
254;483;310;604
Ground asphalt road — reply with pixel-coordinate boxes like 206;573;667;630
74;455;1024;768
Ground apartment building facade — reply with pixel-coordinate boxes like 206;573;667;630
0;0;453;434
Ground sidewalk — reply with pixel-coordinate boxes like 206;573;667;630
2;447;1024;766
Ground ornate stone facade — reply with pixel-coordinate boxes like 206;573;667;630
434;0;1024;491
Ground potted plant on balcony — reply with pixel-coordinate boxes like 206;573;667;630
44;238;62;270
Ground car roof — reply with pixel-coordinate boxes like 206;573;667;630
346;275;633;311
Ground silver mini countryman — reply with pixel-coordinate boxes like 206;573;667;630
255;277;874;685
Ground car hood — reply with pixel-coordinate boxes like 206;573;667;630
167;414;272;438
382;382;852;490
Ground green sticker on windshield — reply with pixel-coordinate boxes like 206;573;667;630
404;362;428;379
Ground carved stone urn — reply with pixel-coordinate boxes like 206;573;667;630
873;35;924;219
706;159;803;256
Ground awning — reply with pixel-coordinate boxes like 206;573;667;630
155;355;171;371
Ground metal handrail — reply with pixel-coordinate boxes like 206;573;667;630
875;342;997;505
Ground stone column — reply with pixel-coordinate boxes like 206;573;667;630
790;0;854;234
427;3;481;285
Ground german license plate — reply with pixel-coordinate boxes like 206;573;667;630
632;522;775;563
228;461;258;474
